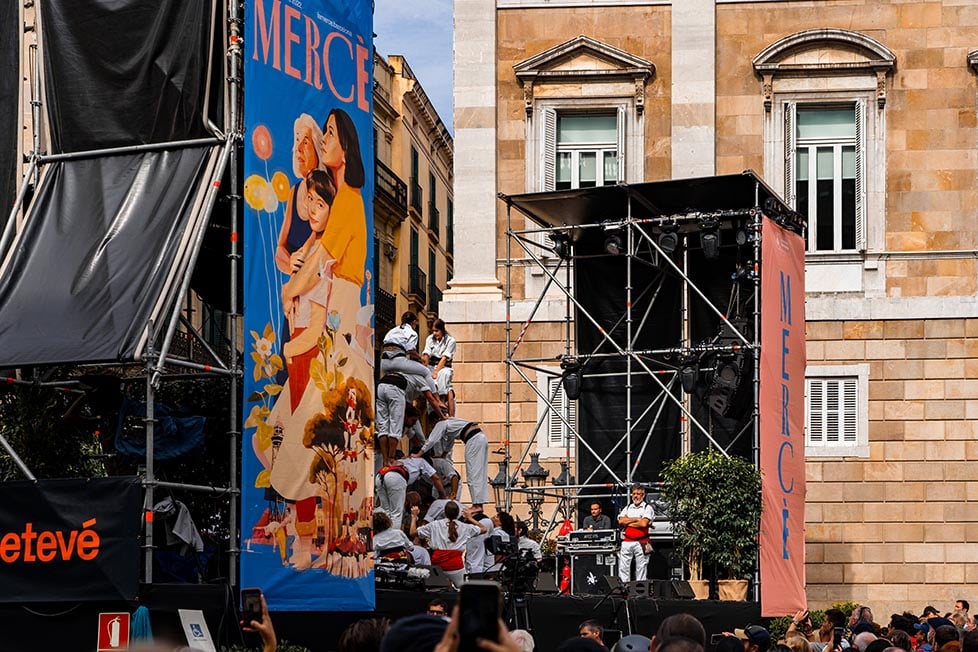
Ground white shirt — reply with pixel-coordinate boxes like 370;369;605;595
465;514;494;573
517;536;543;561
423;333;457;363
424;499;465;523
618;501;655;539
417;519;482;550
419;418;472;454
410;545;431;565
391;457;438;485
384;323;418;351
373;528;414;553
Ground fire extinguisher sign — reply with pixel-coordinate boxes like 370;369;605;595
97;612;130;651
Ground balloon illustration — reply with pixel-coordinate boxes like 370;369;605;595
244;174;268;210
262;183;280;213
272;171;292;202
252;125;273;161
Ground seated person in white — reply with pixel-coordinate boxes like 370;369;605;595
372;511;414;564
422;318;457;416
515;520;543;562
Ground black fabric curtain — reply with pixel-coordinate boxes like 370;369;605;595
0;148;212;367
40;0;214;153
574;230;684;487
0;0;18;216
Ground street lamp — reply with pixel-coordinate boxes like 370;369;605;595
490;461;510;512
522;453;549;534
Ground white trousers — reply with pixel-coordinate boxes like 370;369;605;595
463;432;490;505
618;540;648;582
375;470;407;529
376;382;406;439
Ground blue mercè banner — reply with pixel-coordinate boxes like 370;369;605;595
241;0;375;611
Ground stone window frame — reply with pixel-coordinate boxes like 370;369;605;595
753;29;895;270
805;363;870;459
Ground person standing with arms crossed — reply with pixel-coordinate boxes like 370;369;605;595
617;484;654;582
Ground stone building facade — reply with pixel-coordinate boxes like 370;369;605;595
444;0;978;615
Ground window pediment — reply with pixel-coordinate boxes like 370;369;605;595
514;35;654;114
753;29;895;110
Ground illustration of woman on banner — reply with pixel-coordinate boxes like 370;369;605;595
275;114;323;274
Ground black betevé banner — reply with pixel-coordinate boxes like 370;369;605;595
0;476;141;602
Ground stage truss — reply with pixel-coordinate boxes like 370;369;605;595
1;0;243;586
496;176;798;538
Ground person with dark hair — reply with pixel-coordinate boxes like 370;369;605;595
514;519;543;561
386;311;420;353
651;613;706;652
716;635;745;652
381;614;449;652
423;318;458;415
889;631;913;652
659;639;705;652
935;626;961;652
338;617;391;652
579;619;605;646
583;500;612;531
413;502;486;588
865;639;892;652
372;511;414;564
427;598;449;617
324;107;365;189
962;629;978;652
735;625;772;652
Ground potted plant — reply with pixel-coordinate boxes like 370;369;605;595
660;449;762;601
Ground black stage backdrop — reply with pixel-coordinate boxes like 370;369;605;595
575;225;757;487
0;477;141;603
574;229;683;488
0;0;17;218
39;0;214;153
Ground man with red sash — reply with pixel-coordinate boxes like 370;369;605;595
375;455;446;529
617;484;654;582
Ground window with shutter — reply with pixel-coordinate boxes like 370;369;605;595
805;365;869;458
536;368;578;457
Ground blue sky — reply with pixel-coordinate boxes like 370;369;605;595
373;0;454;134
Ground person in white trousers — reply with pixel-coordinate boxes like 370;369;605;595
617;484;654;583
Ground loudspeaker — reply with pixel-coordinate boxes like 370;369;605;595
627;580;652;598
571;552;617;595
653;579;695;600
421;565;452;588
534;572;558;593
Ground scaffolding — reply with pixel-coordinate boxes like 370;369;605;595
496;174;797;537
0;0;242;587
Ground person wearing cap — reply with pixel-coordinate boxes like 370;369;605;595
735;625;772;652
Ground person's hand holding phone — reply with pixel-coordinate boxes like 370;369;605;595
241;590;277;652
435;605;522;652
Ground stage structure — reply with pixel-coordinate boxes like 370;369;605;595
0;0;241;590
497;173;806;593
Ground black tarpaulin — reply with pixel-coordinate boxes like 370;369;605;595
504;171;787;229
40;0;214;153
0;147;214;367
0;0;18;216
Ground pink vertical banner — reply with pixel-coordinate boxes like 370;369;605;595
759;218;807;615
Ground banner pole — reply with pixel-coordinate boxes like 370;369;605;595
0;432;35;481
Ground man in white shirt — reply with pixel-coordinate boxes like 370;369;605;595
465;509;495;575
617;484;654;582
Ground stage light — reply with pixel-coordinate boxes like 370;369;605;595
706;353;743;415
735;228;749;247
561;356;583;400
658;223;679;254
679;363;699;394
549;232;571;259
699;217;720;260
604;233;624;256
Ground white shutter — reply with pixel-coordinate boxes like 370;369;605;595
542;108;557;191
807;378;823;445
807;377;858;447
547;376;577;448
783;101;797;209
616;106;626;183
854;99;866;251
